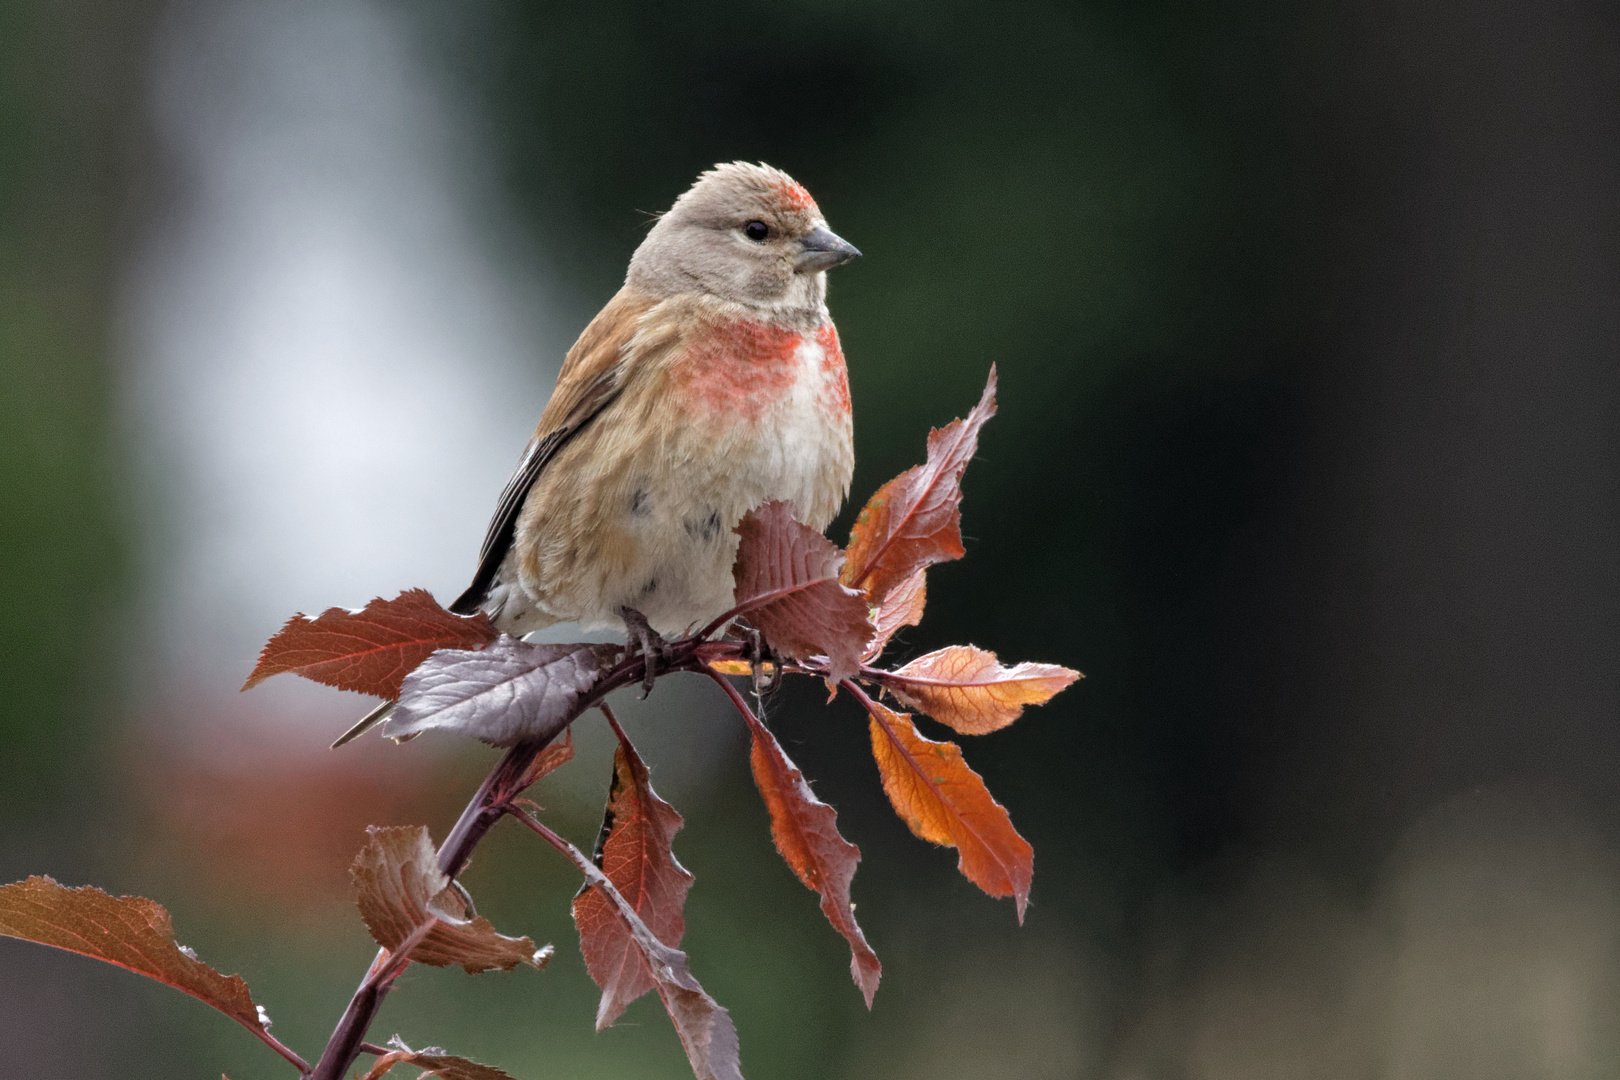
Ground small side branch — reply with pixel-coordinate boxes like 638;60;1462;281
308;636;753;1080
504;805;685;983
699;665;770;737
254;1027;311;1074
307;734;555;1080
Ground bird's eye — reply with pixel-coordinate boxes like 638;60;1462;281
743;220;769;242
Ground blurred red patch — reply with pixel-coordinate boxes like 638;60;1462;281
125;692;477;923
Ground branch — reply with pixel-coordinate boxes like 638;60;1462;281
307;737;548;1080
362;915;441;995
505;806;652;941
506;803;745;1080
307;634;761;1080
699;665;767;733
258;1029;311;1075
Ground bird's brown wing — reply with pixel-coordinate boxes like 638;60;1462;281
450;287;658;615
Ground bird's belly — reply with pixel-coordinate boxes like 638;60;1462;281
708;323;853;526
614;335;852;634
508;326;853;638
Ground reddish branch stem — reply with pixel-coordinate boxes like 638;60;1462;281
304;633;814;1079
504;803;680;965
306;735;547;1080
305;641;745;1079
841;677;919;771
842;679;939;785
256;1028;311;1073
597;700;632;745
506;805;605;888
839;678;884;715
436;739;544;877
700;665;770;736
840;679;912;754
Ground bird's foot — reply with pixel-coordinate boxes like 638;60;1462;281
734;622;782;700
620;607;673;696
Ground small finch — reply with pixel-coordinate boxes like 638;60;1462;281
335;162;858;746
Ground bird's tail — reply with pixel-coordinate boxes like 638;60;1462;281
330;699;396;749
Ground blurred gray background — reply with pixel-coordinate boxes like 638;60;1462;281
3;0;1619;1076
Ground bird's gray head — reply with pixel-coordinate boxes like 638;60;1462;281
627;162;860;315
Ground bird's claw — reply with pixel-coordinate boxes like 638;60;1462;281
739;623;781;699
620;607;672;697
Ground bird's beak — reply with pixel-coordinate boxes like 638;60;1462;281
795;226;861;273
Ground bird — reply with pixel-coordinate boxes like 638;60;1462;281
334;162;860;747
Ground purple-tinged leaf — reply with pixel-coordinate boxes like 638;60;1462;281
383;637;613;747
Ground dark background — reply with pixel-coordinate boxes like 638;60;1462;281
4;0;1620;1076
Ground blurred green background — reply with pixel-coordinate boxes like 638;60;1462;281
5;0;1620;1077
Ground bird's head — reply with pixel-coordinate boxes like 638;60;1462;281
628;162;860;314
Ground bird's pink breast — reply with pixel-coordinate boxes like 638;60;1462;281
815;323;851;414
676;319;805;421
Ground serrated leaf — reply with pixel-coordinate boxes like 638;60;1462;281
382;637;611;747
730;501;874;681
516;728;576;790
743;712;880;1005
243;589;497;698
863;700;1033;921
573;731;694;1029
588;876;741;1080
351;826;550;974
656;967;744;1080
517;808;742;1080
842;368;996;604
359;1046;517;1080
0;877;277;1047
863;568;927;661
883;645;1080;734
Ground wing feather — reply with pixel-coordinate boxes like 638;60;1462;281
450;288;658;615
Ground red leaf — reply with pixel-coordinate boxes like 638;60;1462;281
0;877;280;1050
359;1042;516;1080
351;826;551;974
382;637;612;747
517;727;576;790
883;645;1080;734
863;568;927;661
654;963;744;1080
516;809;741;1080
861;698;1033;920
572;727;695;1029
243;589;496;698
730;500;874;681
842;368;997;604
742;707;880;1005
